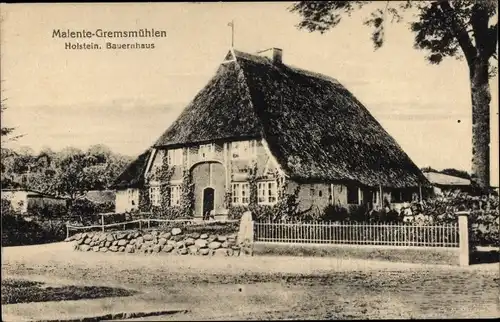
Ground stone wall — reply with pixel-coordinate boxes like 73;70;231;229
65;227;252;256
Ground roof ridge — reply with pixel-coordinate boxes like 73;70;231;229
232;49;341;86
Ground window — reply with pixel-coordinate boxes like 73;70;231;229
319;190;323;197
199;144;214;159
127;189;137;206
231;140;256;160
170;185;181;206
347;185;359;204
310;188;315;196
167;149;183;166
231;182;250;205
257;181;278;204
149;185;160;206
391;189;413;203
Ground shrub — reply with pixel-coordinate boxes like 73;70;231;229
228;205;249;220
27;202;67;219
404;191;499;246
1;212;67;246
321;204;349;222
151;205;184;219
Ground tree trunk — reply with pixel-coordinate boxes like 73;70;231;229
469;58;491;191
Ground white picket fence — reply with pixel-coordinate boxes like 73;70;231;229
254;221;460;248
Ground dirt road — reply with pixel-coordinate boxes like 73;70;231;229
2;242;499;320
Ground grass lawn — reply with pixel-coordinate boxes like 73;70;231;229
2;243;499;320
1;278;136;305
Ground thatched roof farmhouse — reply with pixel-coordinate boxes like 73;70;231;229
112;48;428;216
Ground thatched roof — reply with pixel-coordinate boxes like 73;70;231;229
423;171;471;186
128;49;427;188
84;190;116;204
110;150;151;189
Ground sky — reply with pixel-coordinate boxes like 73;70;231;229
1;2;498;186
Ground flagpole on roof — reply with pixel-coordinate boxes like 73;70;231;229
228;20;234;48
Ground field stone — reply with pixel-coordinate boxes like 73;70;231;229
190;232;201;239
112;240;118;246
100;247;108;253
208;241;221;250
76;238;84;245
125;245;134;253
152;245;161;253
171;228;182;236
89;241;95;247
109;245;118;252
217;235;227;242
73;233;82;241
98;234;107;242
129;239;136;245
99;241;105;247
80;244;91;251
199;248;209;255
214;248;227;256
127;233;134;240
84;238;91;245
221;241;229;248
195;239;208;248
106;234;114;242
167;240;176;246
200;234;208;240
92;246;100;252
161;232;172;240
117;239;128;246
118;246;125;252
163;245;174;253
91;234;99;241
158;238;167;246
188;245;198;255
143;234;154;241
151;230;159;236
178;248;188;255
136;237;144;245
172;235;184;242
175;241;185;249
133;231;141;238
105;241;112;247
116;232;127;240
185;238;195;246
226;248;234;256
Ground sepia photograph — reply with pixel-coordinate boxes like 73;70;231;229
1;1;499;320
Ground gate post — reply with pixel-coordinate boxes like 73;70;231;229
457;211;470;267
238;211;254;256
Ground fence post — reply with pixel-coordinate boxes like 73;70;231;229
147;219;150;229
66;222;69;239
101;214;105;233
457;211;470;267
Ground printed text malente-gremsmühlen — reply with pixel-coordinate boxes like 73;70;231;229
52;29;167;39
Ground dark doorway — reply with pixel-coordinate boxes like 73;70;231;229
202;187;215;219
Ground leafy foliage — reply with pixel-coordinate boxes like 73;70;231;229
179;169;194;218
1;145;132;199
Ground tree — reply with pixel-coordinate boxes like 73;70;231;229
289;1;498;191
